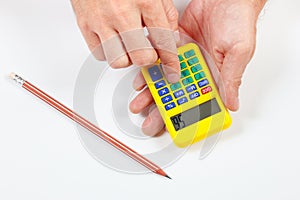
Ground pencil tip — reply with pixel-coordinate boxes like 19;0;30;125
165;175;172;179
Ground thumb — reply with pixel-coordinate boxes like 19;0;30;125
218;44;255;111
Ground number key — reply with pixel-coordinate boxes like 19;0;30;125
191;64;202;73
187;57;199;66
184;50;196;58
182;77;193;86
180;62;187;69
170;82;182;91
181;69;190;78
194;71;206;80
178;55;184;61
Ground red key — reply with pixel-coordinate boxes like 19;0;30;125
201;86;212;94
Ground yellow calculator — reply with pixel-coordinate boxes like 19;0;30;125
141;43;232;147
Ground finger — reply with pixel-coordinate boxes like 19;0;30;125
133;70;147;91
120;28;158;67
141;2;181;83
162;0;179;31
97;28;131;68
115;10;157;67
80;30;106;61
219;44;255;111
142;106;165;136
129;88;154;114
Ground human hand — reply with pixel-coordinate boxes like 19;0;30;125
71;0;181;83
179;0;267;111
130;0;266;136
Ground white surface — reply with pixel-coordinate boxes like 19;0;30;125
0;0;300;199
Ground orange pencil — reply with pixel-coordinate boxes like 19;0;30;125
10;73;171;179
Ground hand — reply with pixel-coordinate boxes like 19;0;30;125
71;0;181;83
130;0;266;136
179;0;267;111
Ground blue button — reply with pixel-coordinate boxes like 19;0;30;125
189;92;200;100
158;87;169;96
186;84;197;93
155;80;166;89
165;102;176;111
148;65;163;82
184;50;195;58
173;89;185;98
177;97;188;105
198;79;209;88
161;95;173;104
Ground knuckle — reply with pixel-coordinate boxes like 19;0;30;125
138;0;155;10
151;32;177;51
233;41;255;57
77;19;90;32
110;2;128;17
92;47;106;61
131;50;157;66
231;78;242;89
224;75;242;89
109;55;130;68
166;7;179;22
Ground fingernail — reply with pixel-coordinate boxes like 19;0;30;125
166;73;180;83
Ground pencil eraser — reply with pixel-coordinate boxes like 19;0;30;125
9;72;16;80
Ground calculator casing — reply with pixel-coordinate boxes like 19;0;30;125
141;43;232;147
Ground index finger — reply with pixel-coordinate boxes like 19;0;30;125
140;1;180;83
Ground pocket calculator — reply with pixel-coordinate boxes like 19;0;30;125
141;43;232;147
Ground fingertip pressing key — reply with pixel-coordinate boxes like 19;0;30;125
166;72;180;83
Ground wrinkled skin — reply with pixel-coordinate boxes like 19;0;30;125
71;0;266;136
71;0;181;83
130;0;266;136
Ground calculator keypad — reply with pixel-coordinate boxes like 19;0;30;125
148;48;213;111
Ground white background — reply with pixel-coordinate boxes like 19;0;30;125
1;0;300;199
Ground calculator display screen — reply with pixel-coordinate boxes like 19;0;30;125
170;98;221;131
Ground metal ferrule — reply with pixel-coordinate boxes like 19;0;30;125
12;74;25;86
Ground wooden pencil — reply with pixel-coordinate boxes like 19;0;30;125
10;73;171;179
